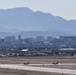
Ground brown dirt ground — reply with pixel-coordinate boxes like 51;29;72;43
0;56;76;64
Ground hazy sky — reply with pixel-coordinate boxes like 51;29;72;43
0;0;76;20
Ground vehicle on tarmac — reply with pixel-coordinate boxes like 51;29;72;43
52;61;59;64
23;62;29;65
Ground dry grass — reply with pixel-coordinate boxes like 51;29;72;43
0;56;76;64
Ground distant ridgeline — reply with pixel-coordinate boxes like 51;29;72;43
0;7;76;35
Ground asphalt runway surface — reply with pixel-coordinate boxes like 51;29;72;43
29;63;76;66
0;64;76;74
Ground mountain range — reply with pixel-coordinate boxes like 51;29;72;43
0;7;76;37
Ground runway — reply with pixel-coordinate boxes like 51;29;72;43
29;63;76;66
0;64;76;74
